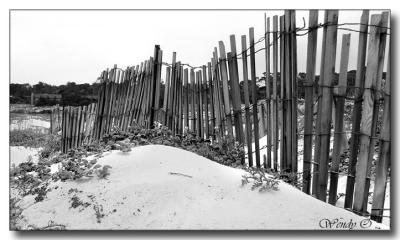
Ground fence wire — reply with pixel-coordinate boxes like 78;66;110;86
160;21;391;70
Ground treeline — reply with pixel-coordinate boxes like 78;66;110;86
10;82;101;106
11;70;385;107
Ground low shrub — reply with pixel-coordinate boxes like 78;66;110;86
9;198;24;230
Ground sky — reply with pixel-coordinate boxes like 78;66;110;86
10;10;389;86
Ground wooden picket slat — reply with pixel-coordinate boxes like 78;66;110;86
218;41;234;139
279;15;286;172
241;35;253;166
284;11;293;172
78;105;86;147
130;64;142;126
212;51;223;138
154;48;163;124
90;103;97;143
61;106;66;152
71;107;77;148
227;50;245;145
312;11;328;197
290;10;298;173
312;10;328;196
371;42;390;222
213;48;226;137
50;108;53;134
163;67;171;126
316;10;338;202
229;35;245;145
207;62;215;139
202;65;209;139
178;65;184;134
264;14;271;169
167;54;177;130
190;69;196;133
302;10;319;194
211;55;223;141
353;13;385;214
249;27;261;168
66;106;71;151
272;15;279;172
328;33;351;205
197;70;204;138
362;11;389;212
75;106;82;148
184;68;189;131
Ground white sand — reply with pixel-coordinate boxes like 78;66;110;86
15;145;388;230
10;146;40;166
10;114;50;132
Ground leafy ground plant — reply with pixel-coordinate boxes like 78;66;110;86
70;195;91;209
102;122;246;168
10;121;247;228
242;167;280;192
10;198;24;230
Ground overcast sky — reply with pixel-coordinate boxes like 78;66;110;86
10;10;389;86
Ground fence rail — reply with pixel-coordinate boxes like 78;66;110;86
60;10;391;223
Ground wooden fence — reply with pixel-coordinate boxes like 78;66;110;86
60;10;390;223
60;103;97;153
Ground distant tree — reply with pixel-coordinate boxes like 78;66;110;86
10;81;99;106
35;97;59;106
10;83;32;103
